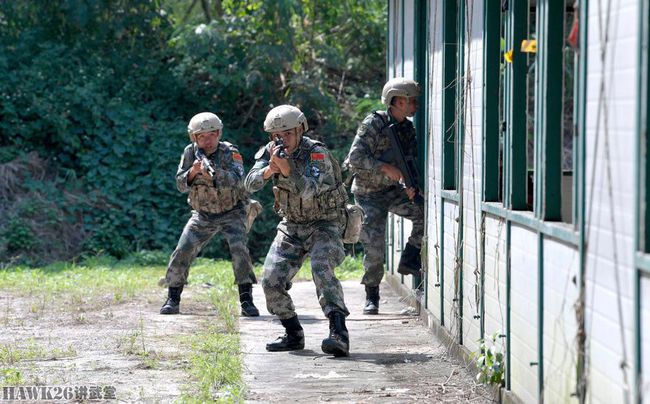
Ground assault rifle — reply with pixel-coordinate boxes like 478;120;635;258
195;148;216;179
273;137;288;158
382;123;424;206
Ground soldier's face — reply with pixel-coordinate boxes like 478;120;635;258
405;97;419;117
395;96;418;117
273;128;301;154
195;130;221;154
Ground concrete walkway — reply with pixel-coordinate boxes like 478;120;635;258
240;280;495;402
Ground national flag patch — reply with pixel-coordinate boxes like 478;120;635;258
310;152;325;161
232;152;243;162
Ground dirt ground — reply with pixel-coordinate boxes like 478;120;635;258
241;280;497;403
0;286;213;402
1;280;496;403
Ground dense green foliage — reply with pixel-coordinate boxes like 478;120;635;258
0;0;385;265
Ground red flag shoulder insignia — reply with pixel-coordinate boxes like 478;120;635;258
310;152;325;161
232;152;243;163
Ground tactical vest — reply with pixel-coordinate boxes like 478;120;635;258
349;111;406;194
188;142;243;214
271;137;347;223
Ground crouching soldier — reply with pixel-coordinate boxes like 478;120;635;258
160;112;260;317
244;105;351;357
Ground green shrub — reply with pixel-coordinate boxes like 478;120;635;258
470;333;506;386
0;0;386;264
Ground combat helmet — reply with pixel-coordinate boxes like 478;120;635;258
381;77;421;107
263;105;309;133
187;112;223;140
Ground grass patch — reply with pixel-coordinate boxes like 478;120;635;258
117;317;161;369
181;328;243;403
0;253;167;312
0;368;25;386
0;338;76;365
180;261;244;402
0;252;363;306
0;251;230;312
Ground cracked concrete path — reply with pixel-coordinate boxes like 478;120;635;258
240;280;496;403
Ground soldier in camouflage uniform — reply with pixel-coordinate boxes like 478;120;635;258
160;112;260;317
344;78;424;315
245;105;351;357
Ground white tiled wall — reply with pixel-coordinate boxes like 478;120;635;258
443;200;460;332
425;0;443;322
642;276;650;401
482;214;507;357
583;1;638;403
460;11;485;353
510;224;540;403
543;240;579;403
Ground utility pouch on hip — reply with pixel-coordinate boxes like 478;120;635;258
342;203;365;244
245;199;263;233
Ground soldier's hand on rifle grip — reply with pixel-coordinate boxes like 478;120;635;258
380;163;403;182
188;160;204;183
263;160;282;180
406;187;416;201
270;145;290;177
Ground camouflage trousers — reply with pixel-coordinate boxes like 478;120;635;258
354;185;424;287
165;205;256;288
262;219;350;320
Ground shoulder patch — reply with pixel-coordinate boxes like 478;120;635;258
310;152;326;161
232;152;243;163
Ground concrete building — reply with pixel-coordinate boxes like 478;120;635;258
382;1;649;402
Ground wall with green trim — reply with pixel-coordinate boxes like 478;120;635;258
381;1;642;403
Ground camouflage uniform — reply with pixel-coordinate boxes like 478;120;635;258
245;136;349;320
165;141;256;288
345;110;424;287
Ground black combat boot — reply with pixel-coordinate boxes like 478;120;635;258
238;284;260;317
397;242;422;276
266;316;305;351
363;285;380;315
160;286;183;315
321;311;350;357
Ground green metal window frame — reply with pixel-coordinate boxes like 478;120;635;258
482;0;501;202
413;0;428;293
493;0;576;221
639;0;650;254
441;0;458;190
480;0;588;395
503;0;528;211
534;0;564;221
635;0;650;402
415;0;428;190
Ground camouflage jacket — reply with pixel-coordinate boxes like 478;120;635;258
176;141;247;214
245;136;347;223
344;110;417;195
